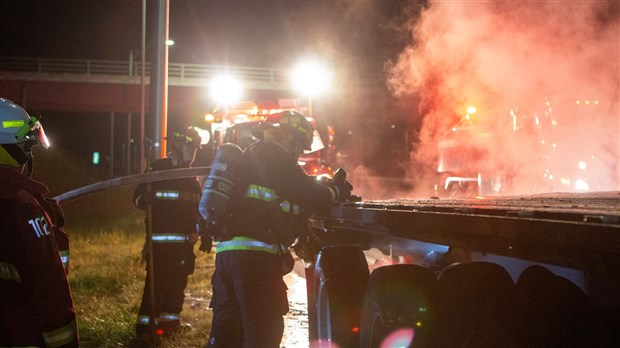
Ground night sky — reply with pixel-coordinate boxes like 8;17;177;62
1;0;417;178
0;0;409;70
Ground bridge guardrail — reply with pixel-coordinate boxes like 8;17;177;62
0;56;288;85
0;56;389;92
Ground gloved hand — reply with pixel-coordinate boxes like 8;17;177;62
292;230;323;263
199;234;213;253
197;219;214;252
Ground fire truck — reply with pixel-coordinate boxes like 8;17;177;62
436;99;617;197
196;99;336;179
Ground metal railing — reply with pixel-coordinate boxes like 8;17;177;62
0;56;290;89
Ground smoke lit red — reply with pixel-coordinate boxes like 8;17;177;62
387;0;620;196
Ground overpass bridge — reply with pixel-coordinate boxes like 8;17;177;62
0;56;292;116
0;56;388;177
0;56;305;176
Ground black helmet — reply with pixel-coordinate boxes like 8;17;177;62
168;126;202;149
276;110;314;150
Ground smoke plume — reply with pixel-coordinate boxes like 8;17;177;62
388;0;620;196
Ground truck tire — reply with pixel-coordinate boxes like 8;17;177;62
433;262;515;347
311;246;369;348
360;264;436;348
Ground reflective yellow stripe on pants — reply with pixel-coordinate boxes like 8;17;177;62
216;236;283;254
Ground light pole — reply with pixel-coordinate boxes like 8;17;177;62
291;59;331;117
139;0;146;172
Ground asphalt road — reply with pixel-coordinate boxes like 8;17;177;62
282;258;310;348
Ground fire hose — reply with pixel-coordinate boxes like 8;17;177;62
52;167;210;203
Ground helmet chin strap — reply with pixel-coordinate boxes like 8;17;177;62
2;144;29;166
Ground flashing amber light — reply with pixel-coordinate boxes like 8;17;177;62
578;161;587;170
416;321;423;328
575;178;589;191
576;99;599;105
352;326;360;333
204;113;215;122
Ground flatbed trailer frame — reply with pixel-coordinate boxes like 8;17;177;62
325;193;620;274
306;192;620;347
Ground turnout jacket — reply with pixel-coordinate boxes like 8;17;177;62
133;158;201;271
0;166;78;348
225;141;335;246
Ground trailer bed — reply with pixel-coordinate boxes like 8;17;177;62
325;192;620;274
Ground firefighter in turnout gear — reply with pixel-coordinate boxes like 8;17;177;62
0;98;79;347
203;110;353;347
133;127;202;339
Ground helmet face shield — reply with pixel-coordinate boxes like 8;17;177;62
25;120;50;149
305;129;325;154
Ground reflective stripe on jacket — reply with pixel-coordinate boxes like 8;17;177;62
59;249;69;271
154;189;201;203
216;236;283;254
245;184;301;215
151;233;190;243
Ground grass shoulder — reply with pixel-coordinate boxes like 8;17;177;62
64;188;214;347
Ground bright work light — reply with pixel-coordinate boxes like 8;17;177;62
208;74;243;106
291;60;331;98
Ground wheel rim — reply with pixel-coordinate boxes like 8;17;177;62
369;314;385;348
316;277;333;347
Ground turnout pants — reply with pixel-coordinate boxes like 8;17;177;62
208;250;289;348
136;261;191;335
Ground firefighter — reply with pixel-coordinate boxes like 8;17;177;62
133;127;203;339
205;110;353;347
0;98;79;347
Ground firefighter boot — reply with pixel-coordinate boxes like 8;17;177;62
135;325;159;346
158;320;192;337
